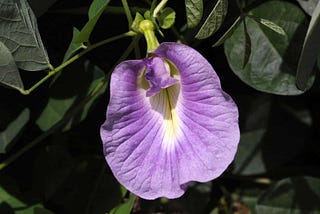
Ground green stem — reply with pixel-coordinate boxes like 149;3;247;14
150;0;157;13
121;0;133;27
0;36;140;171
152;0;168;17
139;20;159;52
144;30;159;52
51;6;147;15
18;31;136;95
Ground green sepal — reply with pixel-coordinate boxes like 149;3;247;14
157;7;176;29
131;12;145;33
144;10;151;20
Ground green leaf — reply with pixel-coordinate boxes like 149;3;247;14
242;18;251;68
224;1;313;95
195;0;228;39
36;60;107;131
36;152;122;214
234;129;267;175
0;41;24;90
297;0;320;16
74;0;110;43
249;16;286;36
232;95;311;175
296;1;320;90
33;207;55;214
88;0;107;19
36;97;75;132
55;28;84;84
185;0;203;28
120;186;128;198
109;194;136;214
232;95;271;175
174;182;213;214
63;28;84;62
256;177;320;213
0;185;53;214
158;7;176;29
0;0;50;71
32;145;76;200
28;0;57;17
0;108;30;153
212;16;242;47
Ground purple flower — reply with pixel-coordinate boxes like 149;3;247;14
100;42;240;200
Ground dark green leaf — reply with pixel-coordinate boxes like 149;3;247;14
249;16;286;36
242;18;251;68
0;42;24;90
34;207;55;214
0;108;29;153
212;16;241;47
109;194;136;214
0;185;52;214
256;177;320;213
224;1;313;95
28;0;57;17
0;185;24;207
234;129;267;175
158;7;176;29
36;96;75;131
54;28;84;84
185;0;203;28
297;0;320;16
74;0;110;43
40;147;123;214
195;0;228;39
173;182;213;214
36;60;107;131
32;145;76;200
296;1;320;90
232;187;260;214
232;95;271;175
232;95;311;175
0;0;50;71
63;28;84;62
120;186;127;198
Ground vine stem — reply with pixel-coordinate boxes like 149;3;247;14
152;0;168;17
18;31;137;95
121;0;133;28
0;36;141;171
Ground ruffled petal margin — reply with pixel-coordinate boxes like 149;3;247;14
100;42;240;200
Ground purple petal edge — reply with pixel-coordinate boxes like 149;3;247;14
100;43;240;200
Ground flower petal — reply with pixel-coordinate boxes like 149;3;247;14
144;56;179;97
100;43;239;200
154;42;239;182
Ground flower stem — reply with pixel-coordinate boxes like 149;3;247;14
139;20;159;52
18;31;136;95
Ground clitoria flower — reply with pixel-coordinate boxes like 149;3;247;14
100;42;240;200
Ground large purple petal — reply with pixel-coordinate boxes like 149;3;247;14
100;43;239;199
